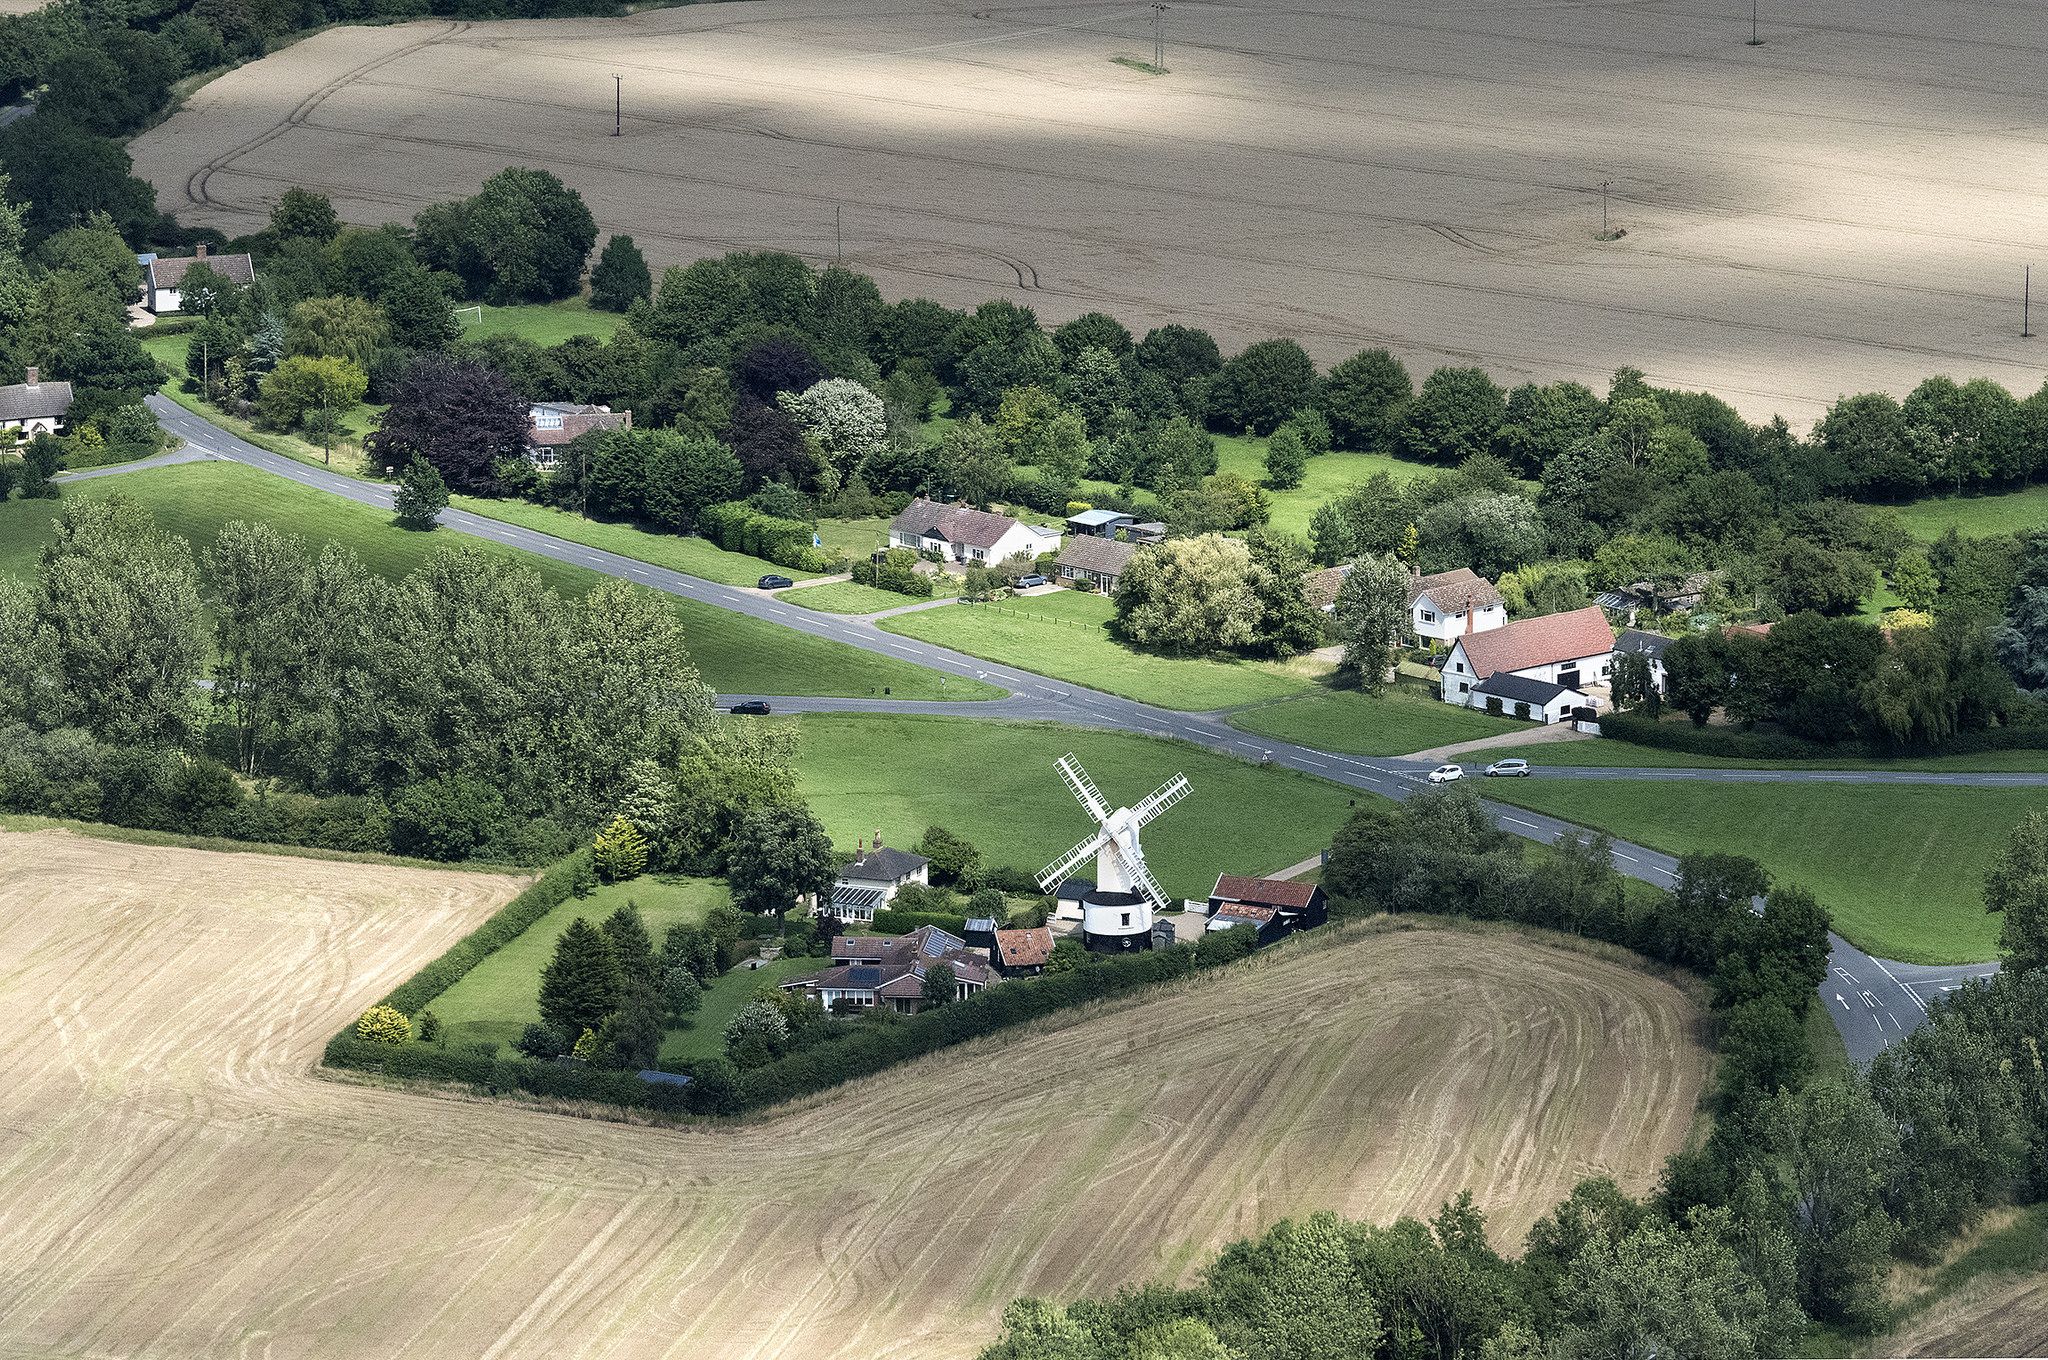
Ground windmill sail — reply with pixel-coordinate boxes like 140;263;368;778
1037;827;1109;892
1130;775;1190;827
1055;754;1110;822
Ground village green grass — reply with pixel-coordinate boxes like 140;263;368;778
0;463;993;700
777;579;935;614
459;299;626;346
789;713;1360;900
447;495;822;587
1227;687;1535;757
877;590;1315;710
1481;778;2017;963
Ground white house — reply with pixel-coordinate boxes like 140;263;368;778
1468;673;1587;724
525;402;631;467
143;244;256;314
0;367;73;438
1409;568;1507;645
1612;628;1673;692
889;498;1060;567
1441;605;1614;715
819;837;929;924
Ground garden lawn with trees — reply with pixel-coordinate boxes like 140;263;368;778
1483;778;2018;962
459;299;625;347
1892;482;2048;542
877;590;1315;711
789;714;1356;900
1228;686;1534;756
0;463;989;700
1213;430;1437;537
428;874;728;1054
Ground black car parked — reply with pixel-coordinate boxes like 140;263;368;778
729;700;772;715
757;574;795;590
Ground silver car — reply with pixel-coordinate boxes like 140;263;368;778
1485;758;1532;777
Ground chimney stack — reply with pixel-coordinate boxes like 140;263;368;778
24;367;37;386
194;243;208;259
873;828;883;850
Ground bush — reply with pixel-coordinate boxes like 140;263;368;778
871;907;971;937
591;815;649;882
356;1003;411;1045
697;500;839;573
851;547;933;597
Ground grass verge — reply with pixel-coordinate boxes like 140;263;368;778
1476;738;2048;773
449;495;819;587
877;590;1314;710
779;580;933;614
1482;778;2015;963
1228;685;1535;756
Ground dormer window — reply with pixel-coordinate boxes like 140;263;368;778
534;408;563;430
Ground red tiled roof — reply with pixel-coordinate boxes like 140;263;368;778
993;927;1053;967
527;407;630;447
1211;875;1319;910
1452;606;1613;678
1213;903;1277;925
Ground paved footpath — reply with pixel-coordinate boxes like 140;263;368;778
129;395;2007;1062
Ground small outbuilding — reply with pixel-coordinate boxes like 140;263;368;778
1055;535;1138;593
1470;672;1586;724
1066;508;1134;537
992;926;1054;976
1206;874;1329;938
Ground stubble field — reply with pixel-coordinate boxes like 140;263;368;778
1;827;1710;1359
131;0;2048;423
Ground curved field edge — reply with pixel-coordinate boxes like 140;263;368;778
1;825;1712;1358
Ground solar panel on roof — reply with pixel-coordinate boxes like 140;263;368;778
845;966;882;986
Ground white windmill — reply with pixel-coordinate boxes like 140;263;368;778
1035;754;1191;951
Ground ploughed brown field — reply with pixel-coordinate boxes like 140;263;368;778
1;827;1708;1358
131;0;2048;422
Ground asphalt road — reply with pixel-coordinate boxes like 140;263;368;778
134;396;2005;1061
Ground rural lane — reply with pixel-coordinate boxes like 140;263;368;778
131;395;2004;1060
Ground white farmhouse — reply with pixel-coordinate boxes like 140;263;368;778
0;368;73;438
1441;605;1615;722
1408;568;1507;645
525;401;631;467
889;498;1060;567
142;244;256;315
819;836;930;924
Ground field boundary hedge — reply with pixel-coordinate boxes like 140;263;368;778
1601;709;2048;761
376;850;589;1015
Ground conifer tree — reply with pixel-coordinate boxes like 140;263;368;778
589;234;652;311
539;917;621;1038
601;902;656;987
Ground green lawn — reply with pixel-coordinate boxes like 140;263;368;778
1484;779;2019;963
778;580;932;614
878;590;1314;710
1;463;994;700
1227;686;1534;756
449;495;821;587
813;516;893;561
459;299;625;346
1215;434;1440;539
1893;482;2048;541
790;713;1357;899
661;957;818;1064
429;876;728;1054
1474;737;2048;773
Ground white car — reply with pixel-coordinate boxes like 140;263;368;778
1485;758;1532;777
1427;763;1464;784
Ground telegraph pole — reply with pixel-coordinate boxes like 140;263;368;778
1600;180;1613;237
1747;0;1762;44
612;74;622;136
2027;265;2034;339
836;205;843;262
1151;2;1168;71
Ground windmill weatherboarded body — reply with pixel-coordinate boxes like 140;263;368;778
1035;754;1191;951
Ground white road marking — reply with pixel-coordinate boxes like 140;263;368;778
1502;816;1538;829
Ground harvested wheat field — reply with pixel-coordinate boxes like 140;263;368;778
0;826;1707;1359
133;0;2048;421
1886;1272;2048;1358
